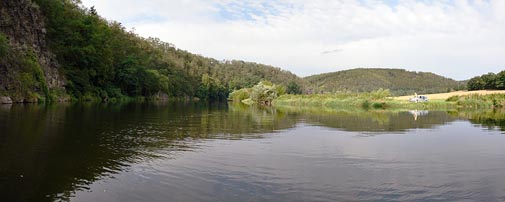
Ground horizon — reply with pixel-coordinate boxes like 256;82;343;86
81;0;505;80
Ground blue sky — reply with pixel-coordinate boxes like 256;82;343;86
81;0;505;80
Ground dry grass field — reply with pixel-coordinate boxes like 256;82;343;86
394;90;505;100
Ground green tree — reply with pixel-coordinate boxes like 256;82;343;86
496;71;505;90
481;73;497;89
232;81;285;105
286;81;302;94
467;76;485;90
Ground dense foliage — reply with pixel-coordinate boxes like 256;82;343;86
229;81;286;105
305;68;465;96
32;0;305;101
467;71;505;90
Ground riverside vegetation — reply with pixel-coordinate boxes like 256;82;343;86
271;90;505;110
230;80;505;110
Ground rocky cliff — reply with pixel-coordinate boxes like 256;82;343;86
0;0;65;103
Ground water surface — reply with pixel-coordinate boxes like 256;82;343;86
1;103;505;201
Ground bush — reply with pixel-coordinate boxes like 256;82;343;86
229;81;285;105
446;95;460;102
372;102;387;109
361;100;370;109
229;88;250;103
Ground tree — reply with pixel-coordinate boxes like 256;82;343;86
286;81;302;94
496;71;505;90
467;71;505;91
481;73;497;89
231;81;285;105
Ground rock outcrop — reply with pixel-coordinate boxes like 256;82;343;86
0;0;65;102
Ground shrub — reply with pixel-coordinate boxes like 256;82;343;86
446;95;460;102
229;88;250;103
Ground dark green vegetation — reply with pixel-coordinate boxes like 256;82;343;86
0;34;48;101
1;0;304;102
467;71;505;90
305;68;465;96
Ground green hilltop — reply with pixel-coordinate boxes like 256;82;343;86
305;68;466;96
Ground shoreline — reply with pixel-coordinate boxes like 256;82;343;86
273;91;505;110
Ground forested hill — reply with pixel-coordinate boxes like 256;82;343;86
305;68;465;96
0;0;305;103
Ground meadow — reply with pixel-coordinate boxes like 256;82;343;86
273;90;505;110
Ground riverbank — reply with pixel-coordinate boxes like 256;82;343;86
273;91;505;110
394;90;505;100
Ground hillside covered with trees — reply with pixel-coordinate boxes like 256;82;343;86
2;0;487;104
0;0;305;103
305;68;465;96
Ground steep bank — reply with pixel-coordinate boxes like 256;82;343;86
0;0;66;103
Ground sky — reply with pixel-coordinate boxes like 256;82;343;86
80;0;505;80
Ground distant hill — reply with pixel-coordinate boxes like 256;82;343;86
305;68;465;96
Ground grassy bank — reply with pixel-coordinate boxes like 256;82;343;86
273;91;505;110
445;94;505;109
394;90;505;100
273;89;394;110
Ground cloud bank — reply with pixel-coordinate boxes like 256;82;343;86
81;0;505;80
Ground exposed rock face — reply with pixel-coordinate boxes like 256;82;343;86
0;0;65;94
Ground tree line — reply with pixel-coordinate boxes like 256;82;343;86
32;0;304;102
467;71;505;91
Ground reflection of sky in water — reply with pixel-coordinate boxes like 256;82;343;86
74;121;505;202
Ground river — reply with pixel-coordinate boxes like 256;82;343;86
1;102;505;201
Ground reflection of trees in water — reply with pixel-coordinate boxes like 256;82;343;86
1;103;504;201
0;103;148;201
0;102;298;201
276;106;505;133
456;110;505;133
277;107;458;133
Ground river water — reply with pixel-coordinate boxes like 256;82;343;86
1;102;505;201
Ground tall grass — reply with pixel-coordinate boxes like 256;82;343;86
274;89;392;110
446;94;505;109
275;92;505;110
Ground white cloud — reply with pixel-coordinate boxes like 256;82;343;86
81;0;505;80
